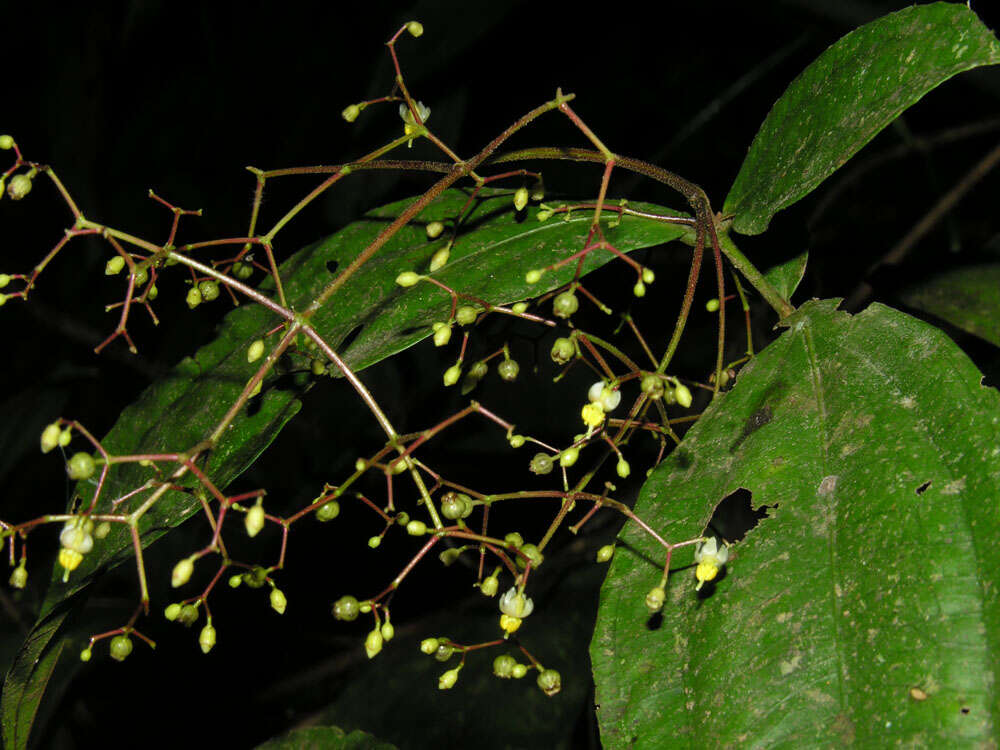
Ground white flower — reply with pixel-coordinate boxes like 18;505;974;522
499;586;534;618
693;537;730;590
399;102;431;145
588;381;621;412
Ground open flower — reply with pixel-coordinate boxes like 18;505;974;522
499;586;534;634
588;380;622;412
693;537;730;590
399;101;431;146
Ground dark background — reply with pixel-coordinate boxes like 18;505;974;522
1;2;999;748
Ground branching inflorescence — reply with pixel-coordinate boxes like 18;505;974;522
0;22;789;696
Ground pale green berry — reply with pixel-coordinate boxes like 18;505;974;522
633;281;646;298
493;654;516;678
596;544;615;563
420;637;439;654
171;557;194;588
440;492;465;520
395;271;422;287
9;564;27;589
550;337;575;364
245;502;266;538
0;135;13;150
315;500;340;522
645;586;666;613
559;447;579;467
342;104;361;122
511;302;528;314
497;359;519;382
537;668;562;696
40;422;61;453
105;256;126;275
164;603;182;620
432;322;452;347
425;221;444;239
529;453;554;475
438;666;461;690
186;286;202;309
552;290;579;318
270;588;287;615
66;452;96;480
512;664;528;679
705;298;720;312
513;186;529;211
617;458;631;478
429;245;450;272
365;628;383;659
406;520;427;536
247;339;265;363
642;268;655;284
7;174;32;200
406;20;424;37
110;634;133;662
675;383;693;408
199;622;216;654
525;269;543;284
198;280;220;301
332;595;360;622
79;647;92;662
455;306;478;326
443;363;462;387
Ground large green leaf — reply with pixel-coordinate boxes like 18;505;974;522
900;263;1000;348
724;4;1000;235
591;299;1000;747
256;726;397;750
3;189;690;748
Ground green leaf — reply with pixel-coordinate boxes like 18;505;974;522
592;299;1000;747
255;726;397;750
5;189;690;742
900;263;1000;347
724;4;1000;235
762;251;808;302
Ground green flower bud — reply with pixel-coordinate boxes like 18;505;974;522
616;458;631;478
110;634;133;662
425;221;444;239
641;373;664;399
395;271;422;287
479;574;499;597
198;280;220;301
536;208;554;221
365;628;383;659
368;535;382;548
645;586;666;613
66;452;96;480
420;637;439;655
443;363;462;387
537;668;562;696
705;298;720;313
406;20;424;37
511;302;528;314
178;604;200;627
245;501;266;538
105;256;126;275
429;245;450;272
513;187;529;211
94;522;110;539
504;532;524;549
642;268;655;284
7;174;32;200
186;286;202;309
525;269;543;284
432;322;452;347
58;428;72;447
270;588;287;615
439;548;461;566
508;434;525;448
406;520;427;536
380;620;395;641
0;274;9;288
559;447;579;468
596;544;615;563
633;281;646;298
342;104;361;122
434;643;454;661
675;383;693;408
79;647;92;662
9;564;27;589
517;543;544;569
0;135;13;150
438;666;461;690
529;453;554;475
497;359;519;382
512;663;528;679
455;305;478;326
552;290;579;318
228;574;242;588
550;337;575;364
315;500;340;522
164;603;182;620
247;339;265;363
199;622;216;654
332;595;360;622
232;261;254;280
40;422;61;453
243;566;268;589
171;557;195;588
493;654;516;678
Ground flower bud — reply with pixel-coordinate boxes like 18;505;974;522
596;544;615;563
529;453;554;475
245;502;266;538
645;586;666;613
512;664;528;679
186;287;202;309
66;452;96;480
552;290;579;318
705;298;720;312
438;666;461;690
455;306;478;326
429;245;450;272
9;564;27;589
525;269;543;284
270;588;287;615
432;322;452;347
674;383;693;408
479;574;499;597
406;20;424;37
228;574;242;588
443;363;462;387
365;629;383;659
380;620;395;641
537;668;562;696
513;187;529;211
406;520;427;536
497;359;519;382
508;434;525;448
7;174;32;200
550;337;575;364
511;302;528;314
425;220;444;239
517;543;543;570
559;447;579;468
247;339;265;363
40;422;61;453
395;271;421;287
315;500;340;521
110;634;133;662
420;637;439;655
178;604;199;627
105;256;126;275
0;135;13;150
341;104;361;122
171;557;195;588
164;603;182;620
633;281;646;298
79;648;92;662
642;268;655;284
493;654;516;678
332;595;360;621
199;622;216;654
616;458;631;478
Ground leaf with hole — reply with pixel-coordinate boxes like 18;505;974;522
591;298;1000;747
